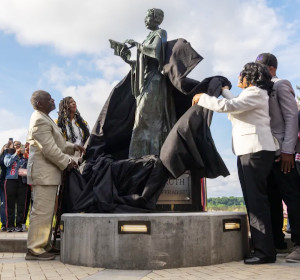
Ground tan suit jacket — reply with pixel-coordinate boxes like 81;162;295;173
27;110;75;185
198;86;279;156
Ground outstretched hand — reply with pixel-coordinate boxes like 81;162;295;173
126;39;137;46
74;144;85;156
192;93;203;106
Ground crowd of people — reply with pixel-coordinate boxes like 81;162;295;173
0;140;30;232
0;51;299;265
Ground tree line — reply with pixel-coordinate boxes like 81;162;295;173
207;196;245;207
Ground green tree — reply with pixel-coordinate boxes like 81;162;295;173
207;196;245;206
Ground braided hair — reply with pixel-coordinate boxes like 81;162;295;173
57;97;90;145
239;62;274;95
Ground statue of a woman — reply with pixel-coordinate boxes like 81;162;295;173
124;8;176;158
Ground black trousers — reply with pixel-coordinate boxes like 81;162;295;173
296;161;300;177
0;181;6;226
23;185;32;224
237;150;276;258
4;177;28;228
267;158;300;247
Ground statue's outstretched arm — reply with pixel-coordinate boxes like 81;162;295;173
109;39;135;65
125;39;140;48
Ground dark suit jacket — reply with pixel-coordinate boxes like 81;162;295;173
270;77;300;153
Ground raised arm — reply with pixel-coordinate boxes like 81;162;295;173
109;39;135;66
222;87;235;99
197;87;266;114
4;153;19;167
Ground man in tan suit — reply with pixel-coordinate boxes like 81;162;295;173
25;90;84;261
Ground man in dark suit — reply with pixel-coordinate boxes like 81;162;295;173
256;53;300;263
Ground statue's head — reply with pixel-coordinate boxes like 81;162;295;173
145;8;164;30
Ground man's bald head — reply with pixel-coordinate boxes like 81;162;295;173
31;90;50;110
30;90;55;114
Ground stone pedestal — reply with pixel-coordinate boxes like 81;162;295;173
61;212;249;269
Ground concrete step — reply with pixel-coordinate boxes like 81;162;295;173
0;231;60;252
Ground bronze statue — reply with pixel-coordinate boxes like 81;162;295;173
110;8;176;158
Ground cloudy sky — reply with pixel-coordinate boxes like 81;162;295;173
0;0;299;197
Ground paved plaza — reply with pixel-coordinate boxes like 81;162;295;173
0;252;300;280
0;231;299;280
0;251;300;280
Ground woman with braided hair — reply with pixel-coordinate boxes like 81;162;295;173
57;97;90;147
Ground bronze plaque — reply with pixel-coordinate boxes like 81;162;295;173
157;172;192;204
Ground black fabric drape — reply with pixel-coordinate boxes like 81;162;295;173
65;155;169;213
64;77;230;213
163;38;203;95
85;73;136;161
63;39;231;213
160;77;230;179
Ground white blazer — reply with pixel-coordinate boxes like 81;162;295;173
198;86;279;156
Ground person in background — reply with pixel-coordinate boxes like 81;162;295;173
19;142;31;231
295;110;300;176
57;97;90;147
193;62;278;264
255;53;300;263
286;109;300;234
4;140;28;232
0;142;10;231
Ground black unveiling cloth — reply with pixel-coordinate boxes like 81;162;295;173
64;39;231;213
160;77;230;178
84;72;136;161
64;155;169;213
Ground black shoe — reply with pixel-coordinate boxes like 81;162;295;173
15;227;23;232
244;256;276;265
25;250;55;261
48;247;60;255
1;226;6;232
7;227;14;232
244;253;254;260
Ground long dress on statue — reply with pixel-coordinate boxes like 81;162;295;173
129;28;176;158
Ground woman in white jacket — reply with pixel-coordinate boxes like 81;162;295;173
193;62;279;265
